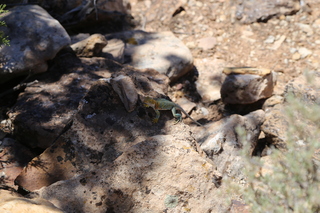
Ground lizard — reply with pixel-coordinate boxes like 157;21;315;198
143;97;202;126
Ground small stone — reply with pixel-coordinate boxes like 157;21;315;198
264;35;275;44
292;52;301;60
198;37;217;51
296;23;313;36
298;47;312;59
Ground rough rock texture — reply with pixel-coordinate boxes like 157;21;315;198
0;137;35;189
261;104;288;152
35;135;224;213
221;72;276;104
262;72;320;152
235;0;300;24
284;71;320;104
14;67;169;191
15;138;80;192
13;74;231;212
71;34;108;57
6;52;128;149
106;30;194;82
0;189;64;213
194;58;227;103
194;110;265;181
0;5;71;84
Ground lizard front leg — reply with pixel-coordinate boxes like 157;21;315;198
152;108;161;123
171;107;182;124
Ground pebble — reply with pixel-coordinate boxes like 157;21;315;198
198;37;217;50
298;47;312;59
296;23;313;36
292;52;301;60
264;36;275;44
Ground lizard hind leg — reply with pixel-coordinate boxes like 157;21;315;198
171;107;182;124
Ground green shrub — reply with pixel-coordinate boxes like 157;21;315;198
0;4;10;46
237;75;320;212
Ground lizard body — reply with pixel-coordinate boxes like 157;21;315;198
143;97;202;126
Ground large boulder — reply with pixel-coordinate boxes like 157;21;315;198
0;5;71;84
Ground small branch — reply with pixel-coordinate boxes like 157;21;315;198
0;80;38;99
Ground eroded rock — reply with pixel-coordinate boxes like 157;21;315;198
0;5;71;84
195;110;265;181
34;135;225;213
0;189;63;213
220;68;276;104
71;33;108;57
106;30;194;82
235;0;300;24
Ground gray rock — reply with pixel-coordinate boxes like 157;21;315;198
0;5;71;84
110;74;138;112
7;56;122;149
106;30;194;82
35;135;223;213
235;0;300;24
197;110;265;181
220;69;276;104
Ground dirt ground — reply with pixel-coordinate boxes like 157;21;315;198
129;0;320;98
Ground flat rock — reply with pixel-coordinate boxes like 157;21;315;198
0;137;35;189
235;0;300;24
106;30;194;82
35;135;228;213
7;55;123;149
0;5;71;84
0;189;63;213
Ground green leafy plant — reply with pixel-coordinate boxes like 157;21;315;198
0;4;10;46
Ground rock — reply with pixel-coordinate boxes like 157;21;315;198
235;0;300;24
195;57;227;103
269;35;286;50
14;67;169;191
264;35;275;44
261;104;288;152
0;5;71;84
15;139;80;192
13;71;233;212
220;67;276;104
176;97;197;115
0;189;64;213
38;0;82;16
0;137;35;189
199;110;265;158
7;55;123;149
197;37;217;51
284;72;320;104
296;23;313;36
71;34;108;57
57;0;129;33
102;38;125;63
106;30;194;82
298;47;312;59
292;52;301;60
34;135;227;213
110;74;138;112
194;110;265;183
